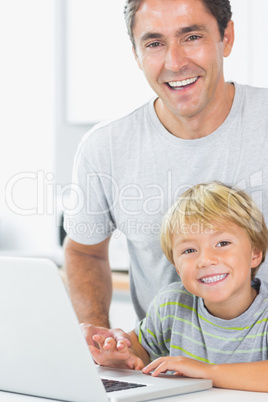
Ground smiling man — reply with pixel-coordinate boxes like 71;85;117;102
132;0;234;138
64;0;268;342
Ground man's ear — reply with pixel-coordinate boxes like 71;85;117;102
132;45;142;70
223;20;234;58
251;248;263;269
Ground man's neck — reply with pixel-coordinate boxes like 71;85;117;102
155;82;235;140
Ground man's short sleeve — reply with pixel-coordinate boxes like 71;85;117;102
63;130;116;245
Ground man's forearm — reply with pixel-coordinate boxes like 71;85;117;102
64;237;112;327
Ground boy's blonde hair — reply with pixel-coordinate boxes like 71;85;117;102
161;181;268;278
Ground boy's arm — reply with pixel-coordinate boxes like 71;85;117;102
143;357;268;392
128;330;151;366
210;360;268;392
90;330;151;370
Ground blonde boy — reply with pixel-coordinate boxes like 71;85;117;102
90;182;268;392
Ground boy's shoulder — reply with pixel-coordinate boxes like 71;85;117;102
155;281;196;306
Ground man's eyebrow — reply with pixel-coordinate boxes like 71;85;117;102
139;24;207;44
178;24;207;35
139;32;164;44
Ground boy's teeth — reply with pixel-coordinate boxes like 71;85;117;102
200;274;227;284
168;77;198;87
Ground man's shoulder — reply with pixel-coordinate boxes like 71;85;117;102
238;82;268;102
81;99;154;146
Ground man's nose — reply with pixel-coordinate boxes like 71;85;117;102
164;42;188;72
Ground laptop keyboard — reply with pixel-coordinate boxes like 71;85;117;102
102;378;147;393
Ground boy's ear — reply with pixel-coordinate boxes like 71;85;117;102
251;248;263;268
175;265;181;277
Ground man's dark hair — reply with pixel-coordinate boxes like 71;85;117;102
202;0;232;39
124;0;232;48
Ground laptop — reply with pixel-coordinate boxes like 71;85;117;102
0;256;212;402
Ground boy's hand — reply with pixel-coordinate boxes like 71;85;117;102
89;335;145;371
142;356;210;379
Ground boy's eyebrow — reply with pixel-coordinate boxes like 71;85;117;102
172;237;194;248
139;24;207;44
173;229;227;247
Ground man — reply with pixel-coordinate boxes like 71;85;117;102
64;0;268;341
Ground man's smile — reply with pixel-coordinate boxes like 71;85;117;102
166;76;199;90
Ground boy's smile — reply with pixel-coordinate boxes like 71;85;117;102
198;272;228;284
172;222;262;319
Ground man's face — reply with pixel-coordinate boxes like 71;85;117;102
132;0;233;122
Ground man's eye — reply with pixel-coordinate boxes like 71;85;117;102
147;42;161;48
187;35;200;41
216;241;231;247
183;249;196;254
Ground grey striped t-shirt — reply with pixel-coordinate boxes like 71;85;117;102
135;280;268;364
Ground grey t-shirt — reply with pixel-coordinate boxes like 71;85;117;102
136;280;268;364
64;83;268;320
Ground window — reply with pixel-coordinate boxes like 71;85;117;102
66;0;155;123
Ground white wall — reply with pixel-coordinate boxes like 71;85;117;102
0;0;57;255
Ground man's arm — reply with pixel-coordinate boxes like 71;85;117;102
63;236;112;328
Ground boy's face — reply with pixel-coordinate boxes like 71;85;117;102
172;222;262;319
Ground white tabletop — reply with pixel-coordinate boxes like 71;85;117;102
0;388;267;402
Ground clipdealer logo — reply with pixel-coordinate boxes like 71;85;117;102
5;169;264;222
5;171;84;217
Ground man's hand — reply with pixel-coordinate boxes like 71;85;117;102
89;335;144;370
80;323;131;348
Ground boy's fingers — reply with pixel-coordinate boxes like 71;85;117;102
133;358;145;371
143;358;185;377
93;335;115;351
116;339;129;351
150;362;170;377
142;358;169;375
142;360;156;373
111;329;132;347
92;334;105;349
103;337;117;351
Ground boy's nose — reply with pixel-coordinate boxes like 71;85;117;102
197;248;218;269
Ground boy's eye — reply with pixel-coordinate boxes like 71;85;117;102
216;241;231;247
183;248;196;254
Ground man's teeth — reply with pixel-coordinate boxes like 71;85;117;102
200;274;228;284
168;77;198;88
